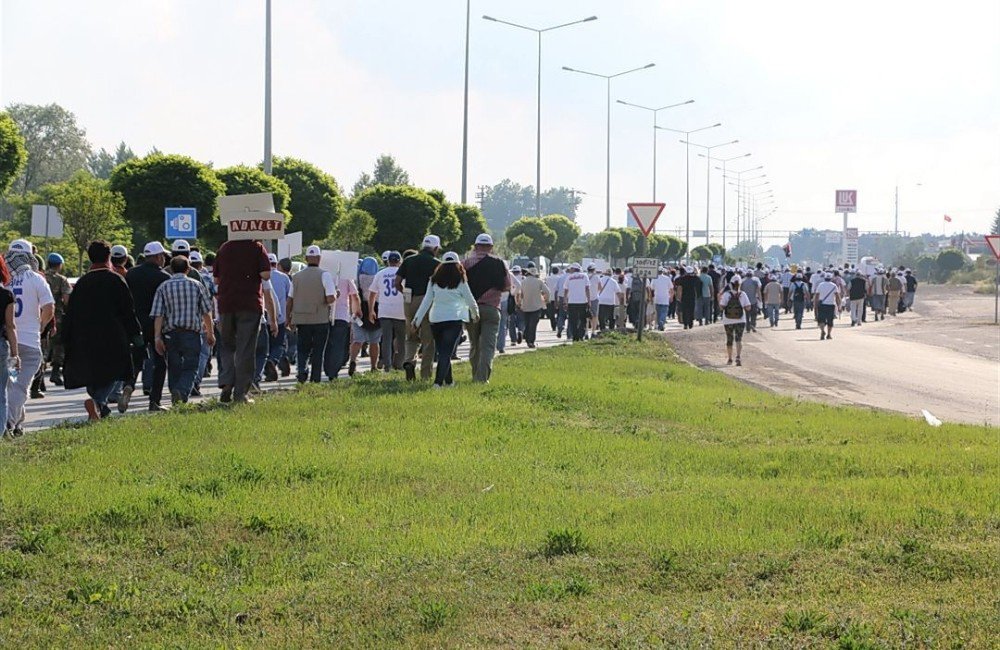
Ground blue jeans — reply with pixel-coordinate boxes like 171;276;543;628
164;330;202;401
765;304;780;326
324;320;350;378
497;309;508;352
195;327;214;389
793;301;805;328
86;382;116;416
267;323;287;364
296;323;329;382
697;296;713;324
0;340;9;430
655;303;669;330
430;320;463;386
253;321;270;384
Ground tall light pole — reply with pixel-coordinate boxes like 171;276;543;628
461;0;471;203
744;181;770;244
564;63;656;229
680;138;738;245
656;122;720;255
699;152;750;249
893;182;923;236
616;99;694;202
723;167;764;245
485;14;598;216
263;0;272;174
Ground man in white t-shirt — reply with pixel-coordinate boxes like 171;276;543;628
587;265;601;336
652;269;675;331
563;264;591;342
543;267;561;332
813;272;842;341
5;240;54;434
369;251;405;371
325;273;359;379
718;276;751;367
595;270;623;331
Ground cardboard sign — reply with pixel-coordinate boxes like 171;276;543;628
319;250;359;284
225;211;285;241
277;231;303;260
31;205;63;238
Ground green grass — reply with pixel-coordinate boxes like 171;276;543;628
0;336;996;647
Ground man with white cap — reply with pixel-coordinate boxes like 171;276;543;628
125;241;170;411
651;267;674;331
370;251;406;371
213;237;274;404
263;252;291;381
110;245;130;277
462;234;510;380
287;245;336;382
562;263;591;342
394;234;441;381
813;271;841;340
3;239;54;434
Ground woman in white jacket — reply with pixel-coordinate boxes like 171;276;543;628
412;252;480;387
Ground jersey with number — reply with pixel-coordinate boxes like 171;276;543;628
370;267;404;320
8;270;55;349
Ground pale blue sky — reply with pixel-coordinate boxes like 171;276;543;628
2;0;998;242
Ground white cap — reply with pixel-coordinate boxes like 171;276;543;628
442;251;460;263
110;245;128;258
8;239;31;253
171;239;190;253
569;263;581;271
824;272;833;279
511;265;521;272
267;253;278;264
422;234;441;249
189;251;203;263
143;241;167;256
685;266;694;274
305;245;322;257
475;233;494;246
381;250;391;261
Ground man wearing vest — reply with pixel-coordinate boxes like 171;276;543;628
287;245;337;383
462;234;511;383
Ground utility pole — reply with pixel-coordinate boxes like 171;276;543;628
263;0;272;174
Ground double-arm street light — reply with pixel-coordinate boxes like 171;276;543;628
656;122;720;255
616;99;694;202
485;14;598;216
723;167;764;244
743;181;771;244
680;138;739;245
564;63;657;229
698;152;750;249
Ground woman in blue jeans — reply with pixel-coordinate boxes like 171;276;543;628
0;258;17;436
411;252;479;388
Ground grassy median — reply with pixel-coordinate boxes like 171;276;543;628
0;336;996;647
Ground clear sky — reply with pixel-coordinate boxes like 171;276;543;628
2;0;998;243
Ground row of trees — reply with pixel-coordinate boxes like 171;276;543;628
578;227;689;264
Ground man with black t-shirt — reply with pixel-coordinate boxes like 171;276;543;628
395;235;441;381
674;266;701;330
463;234;511;382
848;272;869;326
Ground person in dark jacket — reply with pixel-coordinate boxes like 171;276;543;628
125;241;170;412
62;240;142;420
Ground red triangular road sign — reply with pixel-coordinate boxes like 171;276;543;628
627;202;665;237
985;235;1000;261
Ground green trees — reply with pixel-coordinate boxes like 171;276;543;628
590;230;621;260
354;184;439;253
479;179;582;233
324;208;377;252
426;190;462;249
0;112;27;196
992;208;999;236
541;214;580;260
214;165;293;248
351;154;410;196
453;204;489;252
504;217;556;258
86;142;136;180
49;172;131;269
110;153;225;248
936;248;968;280
269;156;346;246
5;103;90;196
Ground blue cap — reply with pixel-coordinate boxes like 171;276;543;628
47;253;64;265
359;256;379;276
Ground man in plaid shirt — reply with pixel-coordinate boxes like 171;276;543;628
151;256;216;405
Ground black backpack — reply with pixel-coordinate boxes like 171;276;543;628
724;291;744;319
792;282;806;303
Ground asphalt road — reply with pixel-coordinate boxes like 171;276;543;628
665;284;1000;427
15;325;568;435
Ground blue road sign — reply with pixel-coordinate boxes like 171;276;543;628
712;254;723;264
165;207;198;239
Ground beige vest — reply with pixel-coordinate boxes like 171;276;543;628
291;266;332;325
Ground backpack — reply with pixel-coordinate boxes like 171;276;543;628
792;282;806;303
724;291;744;319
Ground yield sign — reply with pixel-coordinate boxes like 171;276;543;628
627;202;665;237
985;235;1000;261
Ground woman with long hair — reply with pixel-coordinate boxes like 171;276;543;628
0;256;18;437
411;252;479;388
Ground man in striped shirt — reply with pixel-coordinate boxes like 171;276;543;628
151;256;215;404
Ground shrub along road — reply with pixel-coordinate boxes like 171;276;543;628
0;337;995;646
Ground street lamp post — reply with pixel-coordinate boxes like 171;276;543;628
461;0;471;203
699;152;750;249
679;139;738;245
263;0;272;175
893;182;923;236
743;181;771;244
485;14;598;216
616;99;694;202
723;167;764;245
656;123;721;257
563;63;656;229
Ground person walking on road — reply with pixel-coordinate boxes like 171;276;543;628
324;265;359;380
814;272;842;340
264;253;292;381
43;253;71;387
789;273;809;329
596;269;622;332
411;252;479;388
544;266;561;332
395;235;441;381
370;251;406;371
517;264;549;348
674;267;700;330
350;257;382;375
869;268;888;321
762;274;783;327
213;238;275;404
697;267;714;326
719;276;751;367
151;255;216;404
563;263;591;342
0;258;18;437
62;240;142;421
887;271;903;316
463;234;509;381
740;272;763;333
652;268;674;331
848;271;869;326
4;240;54;435
124;242;171;412
287;245;337;383
904;270;917;310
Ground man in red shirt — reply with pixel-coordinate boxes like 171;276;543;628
213;239;274;404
